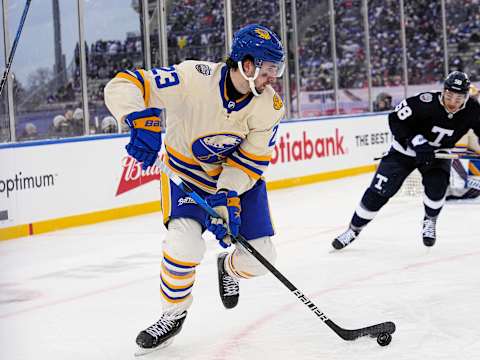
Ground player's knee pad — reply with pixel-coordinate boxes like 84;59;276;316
361;187;389;211
229;236;276;278
163;217;206;264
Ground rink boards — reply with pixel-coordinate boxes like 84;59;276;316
0;113;391;240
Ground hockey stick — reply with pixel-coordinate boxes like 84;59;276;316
0;0;32;96
155;158;396;344
375;151;480;161
434;152;480;160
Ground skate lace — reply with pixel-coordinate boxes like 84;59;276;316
145;315;180;338
222;275;239;296
423;218;436;238
336;229;357;245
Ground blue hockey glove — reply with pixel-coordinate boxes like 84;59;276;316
409;135;435;166
125;108;162;170
205;190;241;248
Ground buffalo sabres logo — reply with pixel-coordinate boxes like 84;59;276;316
255;28;271;40
195;64;212;76
191;134;242;163
273;93;283;110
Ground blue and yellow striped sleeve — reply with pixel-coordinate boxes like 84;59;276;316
227;147;271;180
114;69;151;107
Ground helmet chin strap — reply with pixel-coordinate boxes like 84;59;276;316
238;61;261;96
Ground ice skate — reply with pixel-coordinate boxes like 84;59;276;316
332;228;359;250
134;311;187;356
217;252;239;309
422;216;437;247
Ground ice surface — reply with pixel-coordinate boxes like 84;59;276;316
1;174;479;360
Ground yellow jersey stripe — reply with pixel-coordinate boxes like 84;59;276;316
161;263;195;280
239;148;271;162
163;251;199;268
161;274;194;290
164;158;217;192
160;289;191;303
165;143;200;165
227;158;261;180
205;166;222;177
115;72;144;98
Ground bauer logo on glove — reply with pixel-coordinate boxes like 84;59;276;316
125;108;162;170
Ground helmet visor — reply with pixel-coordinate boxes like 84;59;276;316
258;60;285;78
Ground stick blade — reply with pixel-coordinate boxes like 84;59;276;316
329;320;396;341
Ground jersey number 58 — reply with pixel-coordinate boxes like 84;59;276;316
394;99;412;120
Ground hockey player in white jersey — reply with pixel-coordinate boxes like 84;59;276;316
104;24;285;354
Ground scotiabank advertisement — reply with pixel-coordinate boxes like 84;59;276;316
265;114;390;180
0;114;391;231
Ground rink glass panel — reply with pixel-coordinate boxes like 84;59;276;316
8;1;84;142
0;0;474;144
445;0;480;82
295;0;335;117
334;0;369;115
147;0;162;67
368;0;405;111
0;9;8;143
83;0;143;134
404;0;445;97
165;0;225;66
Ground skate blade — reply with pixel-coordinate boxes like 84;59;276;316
134;338;174;357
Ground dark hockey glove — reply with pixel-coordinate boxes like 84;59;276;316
125;108;162;170
205;190;241;248
409;135;435;166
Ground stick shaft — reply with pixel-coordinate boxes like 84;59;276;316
0;0;32;96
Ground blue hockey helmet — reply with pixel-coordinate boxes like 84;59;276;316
444;71;470;94
230;24;285;77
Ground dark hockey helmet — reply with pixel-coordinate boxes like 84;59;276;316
444;71;471;94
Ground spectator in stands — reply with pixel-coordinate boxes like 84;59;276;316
373;92;393;112
72;108;84;135
101;116;118;134
18;122;38;141
49;114;71;138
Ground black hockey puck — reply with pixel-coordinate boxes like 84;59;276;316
376;332;392;346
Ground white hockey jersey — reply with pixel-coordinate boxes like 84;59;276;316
104;61;285;194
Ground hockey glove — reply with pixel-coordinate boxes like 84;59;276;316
125;108;162;170
409;135;435;166
205;190;241;248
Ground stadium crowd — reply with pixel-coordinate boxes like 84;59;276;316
6;0;480;141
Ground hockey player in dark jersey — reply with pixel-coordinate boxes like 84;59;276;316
333;71;480;249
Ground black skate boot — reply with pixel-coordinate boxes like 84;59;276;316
332;227;359;250
422;216;437;247
135;311;187;356
217;252;239;309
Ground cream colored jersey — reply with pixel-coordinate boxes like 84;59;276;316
104;60;285;194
